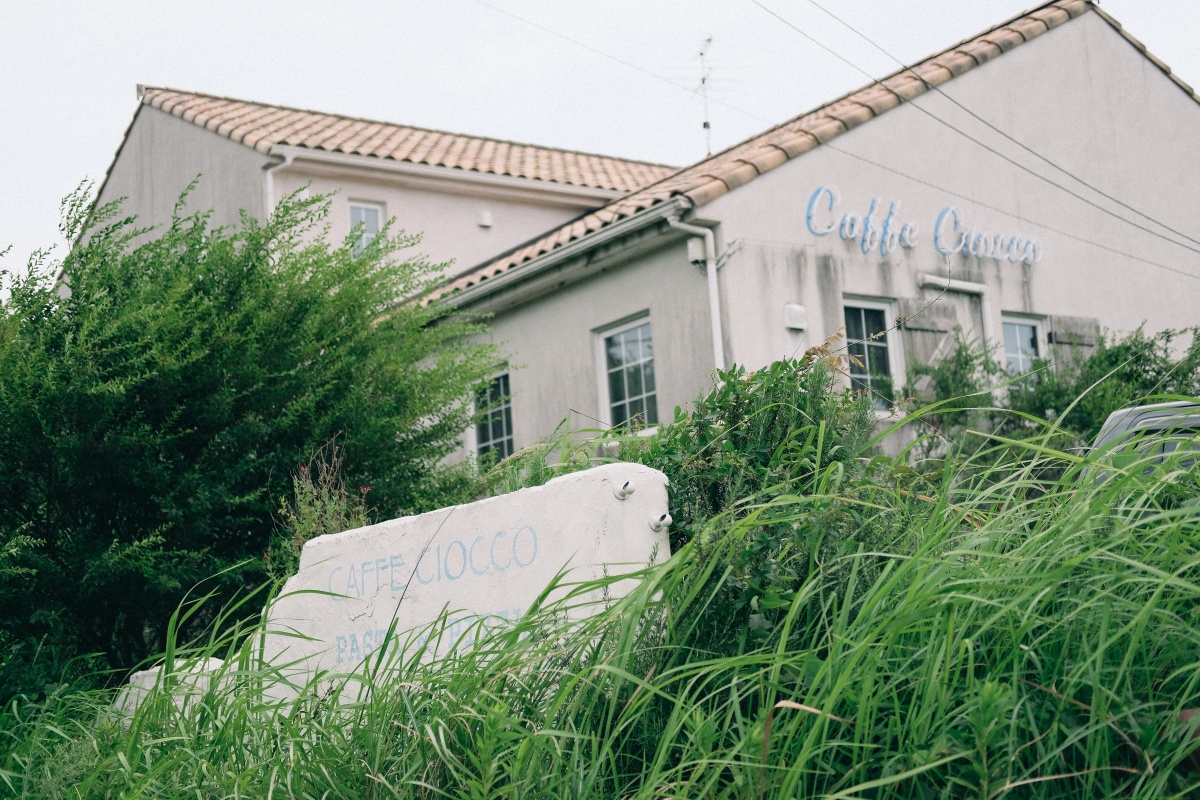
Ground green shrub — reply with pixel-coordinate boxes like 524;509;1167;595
268;442;372;580
906;327;1200;461
467;346;882;650
3;404;1199;799
0;184;496;699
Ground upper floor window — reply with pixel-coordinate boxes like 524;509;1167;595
601;319;658;428
1002;317;1040;374
349;202;383;252
476;373;514;461
844;303;894;408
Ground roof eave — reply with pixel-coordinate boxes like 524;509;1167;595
440;196;692;310
268;144;626;206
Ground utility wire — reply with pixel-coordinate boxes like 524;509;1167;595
825;143;1200;282
801;0;1200;253
749;0;1200;259
462;0;1199;282
467;0;767;126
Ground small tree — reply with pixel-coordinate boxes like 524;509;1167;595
0;185;496;697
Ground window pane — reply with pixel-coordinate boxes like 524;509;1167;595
627;363;644;398
844;308;864;341
351;205;381;251
611;402;627;427
605;321;655;427
867;344;891;378
606;337;623;370
645;393;659;425
638;323;653;361
1003;321;1039;373
1003;323;1019;358
1020;324;1038;358
863;308;886;338
847;341;868;375
362;208;379;237
623;330;640;367
628;397;644;425
477;374;514;459
609;368;626;403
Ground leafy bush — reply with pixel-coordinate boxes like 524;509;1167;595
623;354;879;646
1008;325;1200;442
908;327;1200;456
3;400;1199;798
463;343;882;650
267;442;371;580
0;185;496;699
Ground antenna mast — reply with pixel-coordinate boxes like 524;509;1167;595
698;35;713;156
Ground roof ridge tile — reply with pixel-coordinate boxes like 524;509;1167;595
131;87;677;192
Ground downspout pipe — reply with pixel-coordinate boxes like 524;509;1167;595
667;216;726;372
263;148;295;218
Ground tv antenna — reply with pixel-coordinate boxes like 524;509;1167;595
698;35;713;156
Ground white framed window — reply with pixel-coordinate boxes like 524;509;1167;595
349;201;384;252
1002;315;1042;374
475;373;514;461
595;315;658;428
843;299;901;409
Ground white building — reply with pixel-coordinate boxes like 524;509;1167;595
97;1;1200;464
428;0;1200;459
96;88;676;278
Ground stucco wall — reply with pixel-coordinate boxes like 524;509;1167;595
479;236;715;448
97;107;269;232
462;10;1200;456
701;11;1200;374
273;167;602;279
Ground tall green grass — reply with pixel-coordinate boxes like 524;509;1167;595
2;413;1199;798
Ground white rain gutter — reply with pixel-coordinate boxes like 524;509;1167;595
667;216;726;372
266;144;624;205
263;148;295;217
443;196;692;309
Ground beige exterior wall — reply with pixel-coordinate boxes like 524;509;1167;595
479;236;715;449
463;12;1200;452
272;161;613;279
100;108;622;283
702;10;1200;377
97;107;270;232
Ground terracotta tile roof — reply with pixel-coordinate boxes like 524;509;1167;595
433;0;1102;302
136;87;677;193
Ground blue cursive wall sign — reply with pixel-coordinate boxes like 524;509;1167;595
806;185;1040;266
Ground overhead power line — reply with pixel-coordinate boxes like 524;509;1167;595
801;0;1200;254
466;0;764;126
825;143;1200;283
460;0;1200;282
749;0;1200;259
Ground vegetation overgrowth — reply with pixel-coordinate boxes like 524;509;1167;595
909;326;1200;447
3;350;1199;798
0;186;496;698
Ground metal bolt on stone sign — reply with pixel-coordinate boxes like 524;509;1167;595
257;462;670;691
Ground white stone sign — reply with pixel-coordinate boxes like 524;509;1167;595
261;462;670;683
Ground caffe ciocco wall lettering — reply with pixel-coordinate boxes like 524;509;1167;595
805;185;1042;266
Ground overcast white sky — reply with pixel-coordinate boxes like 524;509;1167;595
2;1;1197;270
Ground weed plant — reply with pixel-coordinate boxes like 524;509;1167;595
2;376;1199;798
